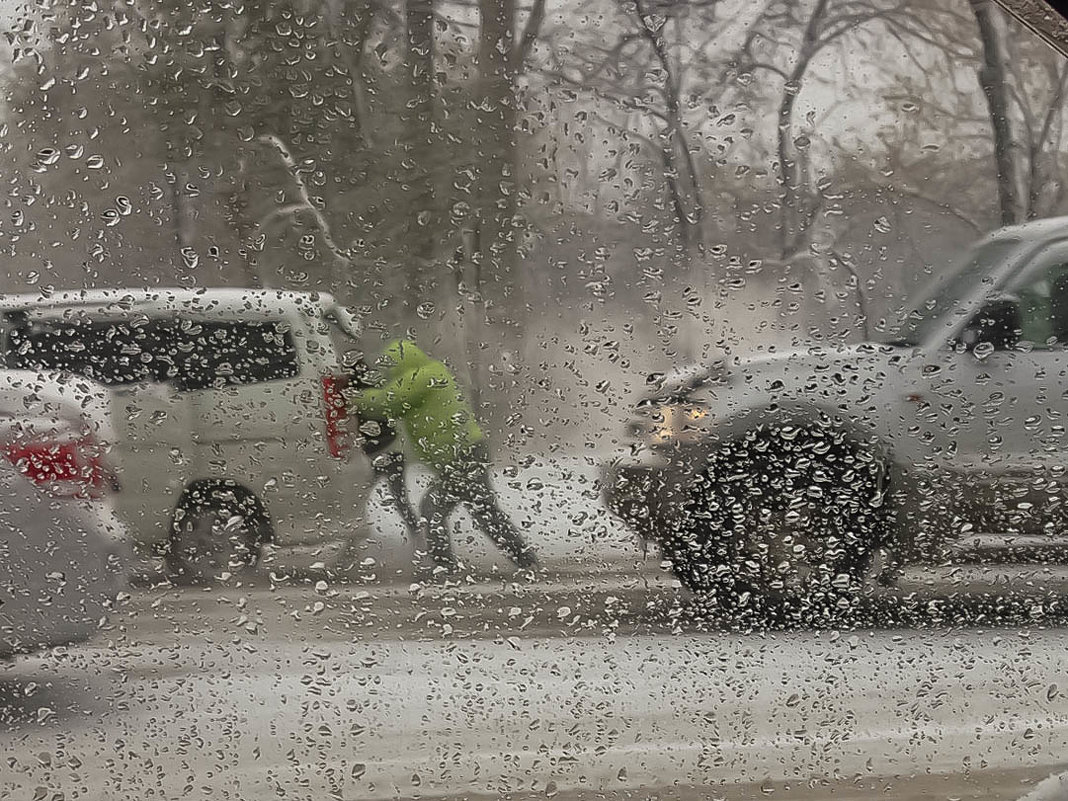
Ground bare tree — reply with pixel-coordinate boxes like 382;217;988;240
542;0;721;251
257;134;356;291
972;0;1021;225
402;0;437;284
473;0;518;277
876;0;1068;227
626;0;707;247
1004;22;1068;219
732;0;939;258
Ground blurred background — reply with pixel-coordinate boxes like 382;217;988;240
2;0;1062;447
6;4;1068;800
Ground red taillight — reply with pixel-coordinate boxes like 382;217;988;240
321;374;351;459
2;435;115;499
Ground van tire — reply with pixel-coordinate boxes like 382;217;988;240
167;483;268;584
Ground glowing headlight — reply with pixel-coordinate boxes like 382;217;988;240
651;403;710;443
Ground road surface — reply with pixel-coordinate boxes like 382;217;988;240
5;455;1068;800
3;566;1068;801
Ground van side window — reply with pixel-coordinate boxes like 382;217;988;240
176;320;299;390
4;315;178;386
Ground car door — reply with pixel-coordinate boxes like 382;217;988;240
93;314;195;547
174;314;327;536
927;239;1068;545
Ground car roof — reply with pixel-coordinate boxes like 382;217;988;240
0;287;340;318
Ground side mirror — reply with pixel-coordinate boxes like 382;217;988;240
959;296;1021;353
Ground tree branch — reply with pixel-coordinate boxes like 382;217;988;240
257;134;351;266
892;184;984;233
513;0;546;72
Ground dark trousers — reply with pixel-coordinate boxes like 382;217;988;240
370;450;421;541
420;445;537;571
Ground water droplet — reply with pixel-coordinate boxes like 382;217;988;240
35;148;60;166
181;247;199;269
641;14;665;31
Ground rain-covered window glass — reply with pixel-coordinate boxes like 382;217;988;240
175;320;299;389
322;309;363;366
3;314;178;385
7;1;1068;801
884;237;1023;346
1008;250;1068;347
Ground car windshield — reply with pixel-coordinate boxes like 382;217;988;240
6;1;1068;800
880;237;1025;346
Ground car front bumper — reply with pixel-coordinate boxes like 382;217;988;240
600;452;691;545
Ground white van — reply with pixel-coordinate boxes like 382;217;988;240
0;288;373;581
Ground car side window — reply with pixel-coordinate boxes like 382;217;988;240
174;320;300;391
1010;256;1068;349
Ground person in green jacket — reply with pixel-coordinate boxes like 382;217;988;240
344;354;420;540
354;339;538;575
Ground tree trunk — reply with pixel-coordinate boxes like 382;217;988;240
634;0;704;250
333;3;377;150
1026;63;1068;219
403;0;437;285
169;167;195;264
776;0;829;259
777;83;802;257
475;0;518;300
469;0;518;418
972;0;1020;226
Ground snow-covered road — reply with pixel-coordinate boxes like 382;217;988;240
3;571;1067;801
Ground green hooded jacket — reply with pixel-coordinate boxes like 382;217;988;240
353;339;485;470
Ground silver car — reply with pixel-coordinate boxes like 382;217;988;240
603;217;1068;615
0;379;127;656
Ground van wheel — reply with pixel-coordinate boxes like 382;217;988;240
675;427;886;623
168;485;265;584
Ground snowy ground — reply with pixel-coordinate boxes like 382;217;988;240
6;454;1068;800
2;572;1067;800
351;452;651;576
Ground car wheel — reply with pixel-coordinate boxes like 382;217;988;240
168;485;265;584
670;426;886;623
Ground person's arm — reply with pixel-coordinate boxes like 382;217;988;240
354;366;427;419
347;358;377;391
